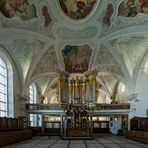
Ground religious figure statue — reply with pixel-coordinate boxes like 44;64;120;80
40;95;45;104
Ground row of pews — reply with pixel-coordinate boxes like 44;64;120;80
0;117;32;146
126;117;148;143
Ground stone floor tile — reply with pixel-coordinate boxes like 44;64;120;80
2;134;148;148
69;144;86;148
30;143;51;148
104;143;125;148
70;140;84;144
84;140;98;144
120;143;147;148
86;144;106;148
50;144;68;148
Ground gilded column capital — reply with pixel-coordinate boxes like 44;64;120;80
57;70;69;80
85;70;98;81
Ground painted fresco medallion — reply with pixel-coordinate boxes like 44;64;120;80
59;0;97;20
0;0;36;20
62;45;92;73
118;0;148;17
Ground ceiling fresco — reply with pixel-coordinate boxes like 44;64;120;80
0;0;37;20
0;0;148;99
103;3;114;27
59;0;97;20
118;0;148;17
42;5;52;27
62;45;92;73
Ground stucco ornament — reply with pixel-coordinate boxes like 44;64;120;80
94;46;123;76
112;36;148;76
57;27;97;39
32;48;59;77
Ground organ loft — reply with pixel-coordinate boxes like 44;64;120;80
58;70;98;106
58;71;97;139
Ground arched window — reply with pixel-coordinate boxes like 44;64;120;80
29;83;37;126
29;84;37;104
0;57;7;117
0;49;14;117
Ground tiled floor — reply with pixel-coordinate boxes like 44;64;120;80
2;134;148;148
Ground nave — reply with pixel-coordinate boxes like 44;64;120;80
0;0;148;147
3;134;148;148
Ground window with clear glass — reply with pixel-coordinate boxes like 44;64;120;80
30;114;37;127
0;57;7;117
29;84;37;104
29;83;37;126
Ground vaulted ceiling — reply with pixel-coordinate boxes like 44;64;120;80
0;0;148;98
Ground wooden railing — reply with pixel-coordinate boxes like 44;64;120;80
26;103;62;110
95;103;130;110
26;103;130;111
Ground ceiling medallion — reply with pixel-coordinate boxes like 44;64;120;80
59;0;99;20
62;45;92;73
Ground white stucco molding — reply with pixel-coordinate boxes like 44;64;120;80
0;28;51;43
128;93;139;102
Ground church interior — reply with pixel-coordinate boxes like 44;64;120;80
0;0;148;147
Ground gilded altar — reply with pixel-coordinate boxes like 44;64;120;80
61;104;93;139
67;128;89;137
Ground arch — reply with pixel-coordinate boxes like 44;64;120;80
135;49;148;85
96;72;128;104
23;43;54;96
